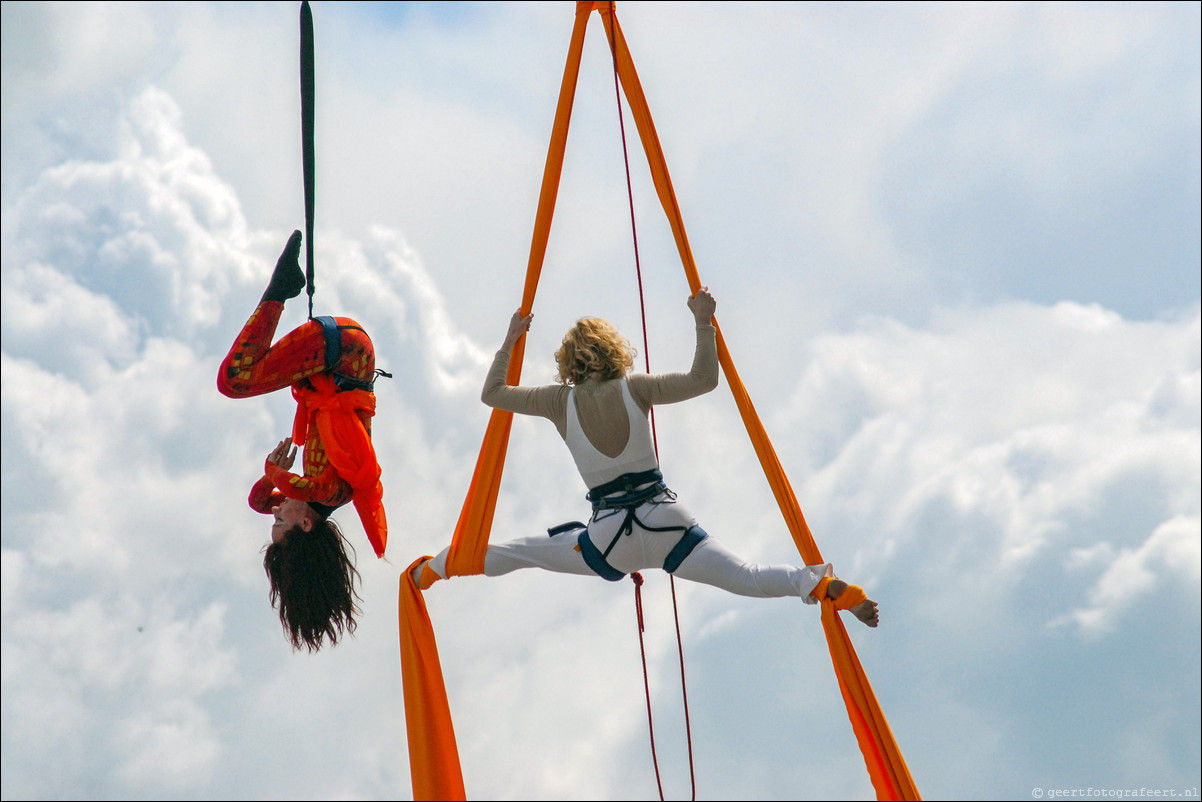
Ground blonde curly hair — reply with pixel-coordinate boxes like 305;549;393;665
555;317;636;385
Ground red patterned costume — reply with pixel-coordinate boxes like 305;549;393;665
218;298;388;557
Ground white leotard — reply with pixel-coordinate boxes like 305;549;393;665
564;379;660;489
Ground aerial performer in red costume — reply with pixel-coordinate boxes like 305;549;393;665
218;230;388;651
413;287;878;624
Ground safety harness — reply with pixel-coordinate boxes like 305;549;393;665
550;468;709;581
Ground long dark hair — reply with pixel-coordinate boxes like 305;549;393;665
263;516;361;652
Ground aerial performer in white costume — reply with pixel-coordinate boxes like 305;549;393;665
414;287;879;625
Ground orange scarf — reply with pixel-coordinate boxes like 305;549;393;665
292;374;388;558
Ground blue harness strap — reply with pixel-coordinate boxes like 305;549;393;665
662;525;709;573
314;315;342;373
546;520;627;582
314;315;379;392
587;468;663;503
577;529;627;582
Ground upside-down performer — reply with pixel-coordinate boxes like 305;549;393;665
218;230;388;651
414;287;878;624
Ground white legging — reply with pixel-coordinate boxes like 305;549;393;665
427;494;830;600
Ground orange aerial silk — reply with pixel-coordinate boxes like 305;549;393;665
398;3;919;799
292;373;388;557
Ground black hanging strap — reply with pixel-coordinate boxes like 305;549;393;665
300;1;316;320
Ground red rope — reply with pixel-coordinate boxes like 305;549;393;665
631;572;665;801
669;576;697;799
606;5;696;799
606;6;658;456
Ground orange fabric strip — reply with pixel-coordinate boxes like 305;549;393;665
813;577;869;610
399;4;920;799
595;4;822;561
598;6;919;799
835;584;869;611
822;602;920;799
443;1;594;579
398;558;465;801
396;5;595;799
418;561;440;591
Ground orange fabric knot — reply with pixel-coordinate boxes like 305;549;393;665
405;556;442;592
419;561;440;591
834;583;868;611
810;577;868;611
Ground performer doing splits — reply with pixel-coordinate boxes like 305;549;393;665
414;287;878;626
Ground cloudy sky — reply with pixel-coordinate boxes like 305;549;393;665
2;2;1199;800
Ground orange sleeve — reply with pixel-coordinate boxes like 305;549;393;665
248;476;284;514
263;459;352;506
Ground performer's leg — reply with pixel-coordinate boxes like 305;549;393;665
219;310;337;398
671;536;831;599
218;231;320;398
217;302;319;398
484;534;596;578
217;234;375;398
424;531;594;580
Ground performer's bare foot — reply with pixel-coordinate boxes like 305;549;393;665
827;578;880;628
